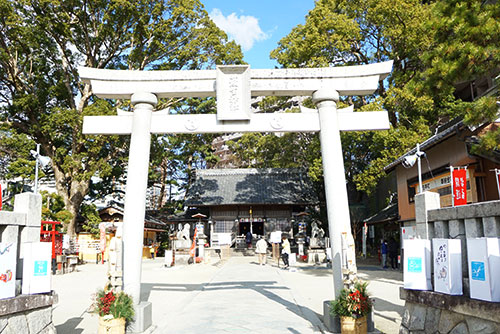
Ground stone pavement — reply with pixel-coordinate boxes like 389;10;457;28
52;255;404;333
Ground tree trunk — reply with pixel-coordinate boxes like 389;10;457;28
52;162;90;238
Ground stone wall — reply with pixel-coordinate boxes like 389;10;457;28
0;193;57;334
400;289;500;334
0;293;57;334
400;196;500;334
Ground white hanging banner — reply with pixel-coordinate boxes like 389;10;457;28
22;242;52;295
467;238;500;302
403;239;431;290
433;239;462;295
0;243;17;299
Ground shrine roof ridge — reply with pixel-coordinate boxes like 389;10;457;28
195;168;308;176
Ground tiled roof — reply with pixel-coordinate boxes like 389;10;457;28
185;168;318;206
384;118;465;172
363;202;399;224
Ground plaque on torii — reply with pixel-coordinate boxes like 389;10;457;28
79;61;392;331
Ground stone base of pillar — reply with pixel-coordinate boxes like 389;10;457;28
323;300;341;333
127;301;152;333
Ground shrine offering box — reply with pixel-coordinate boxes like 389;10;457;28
432;239;462;295
404;239;431;290
467;238;500;302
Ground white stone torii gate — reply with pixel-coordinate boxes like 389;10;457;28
79;61;392;331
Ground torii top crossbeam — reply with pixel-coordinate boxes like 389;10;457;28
79;62;393;135
79;61;392;98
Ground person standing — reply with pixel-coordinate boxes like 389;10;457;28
150;244;156;260
255;237;268;265
388;238;398;269
381;239;388;269
281;235;291;269
246;230;253;248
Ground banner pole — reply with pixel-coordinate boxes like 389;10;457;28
450;166;454;207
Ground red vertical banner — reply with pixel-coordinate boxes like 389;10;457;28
189;228;198;258
452;168;467;206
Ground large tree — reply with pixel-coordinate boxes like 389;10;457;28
0;0;242;236
236;0;498;195
229;0;499;228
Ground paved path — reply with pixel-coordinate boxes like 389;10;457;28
52;256;404;333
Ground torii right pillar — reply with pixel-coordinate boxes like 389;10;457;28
313;89;355;299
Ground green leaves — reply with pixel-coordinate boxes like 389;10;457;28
1;0;244;235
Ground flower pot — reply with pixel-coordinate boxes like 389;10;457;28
340;316;367;334
98;317;125;334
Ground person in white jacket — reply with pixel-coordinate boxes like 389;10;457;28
281;236;291;269
255;236;268;266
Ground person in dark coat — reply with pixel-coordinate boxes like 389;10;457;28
388;238;399;269
246;231;253;248
381;239;388;269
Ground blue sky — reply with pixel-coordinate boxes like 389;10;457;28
200;0;316;69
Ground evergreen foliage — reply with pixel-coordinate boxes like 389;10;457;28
0;0;243;235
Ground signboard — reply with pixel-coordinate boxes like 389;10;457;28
433;239;462;295
0;243;16;299
451;168;467;206
196;223;204;236
79;240;101;254
467;238;500;302
270;231;282;244
164;250;173;267
22;242;52;295
403;239;431;290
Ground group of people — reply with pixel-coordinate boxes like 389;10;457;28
380;238;398;269
250;232;291;269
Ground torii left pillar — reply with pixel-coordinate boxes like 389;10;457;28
122;92;156;332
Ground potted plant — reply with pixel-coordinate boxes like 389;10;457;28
330;281;373;334
91;286;135;334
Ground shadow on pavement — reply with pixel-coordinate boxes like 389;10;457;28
56;317;84;334
372;296;404;315
143;280;320;332
141;282;206;301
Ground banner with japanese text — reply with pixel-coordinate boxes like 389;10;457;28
452;168;467;206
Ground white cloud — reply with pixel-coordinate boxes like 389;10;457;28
209;8;269;52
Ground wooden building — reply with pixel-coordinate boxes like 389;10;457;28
385;118;500;223
184;168;318;242
98;205;168;258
